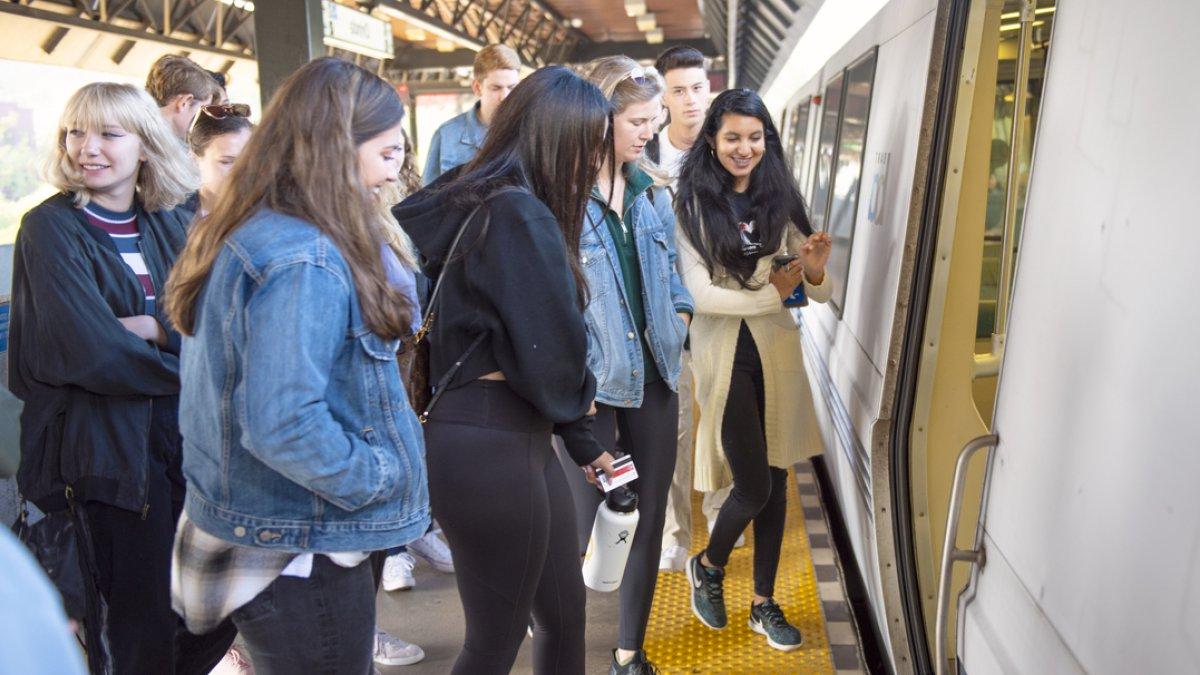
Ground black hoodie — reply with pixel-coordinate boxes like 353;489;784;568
393;178;603;466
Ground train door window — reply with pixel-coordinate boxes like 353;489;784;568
790;98;811;187
810;73;843;234
972;0;1056;424
825;49;878;313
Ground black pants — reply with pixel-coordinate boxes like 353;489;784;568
557;379;678;650
83;453;236;675
232;556;376;675
705;323;790;598
426;381;586;675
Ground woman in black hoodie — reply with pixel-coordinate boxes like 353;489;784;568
394;66;615;675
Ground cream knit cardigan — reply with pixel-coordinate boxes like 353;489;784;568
676;221;831;492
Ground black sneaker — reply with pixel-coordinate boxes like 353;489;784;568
609;649;660;675
686;553;727;629
749;599;803;651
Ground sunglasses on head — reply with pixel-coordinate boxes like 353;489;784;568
200;103;251;119
189;103;251;137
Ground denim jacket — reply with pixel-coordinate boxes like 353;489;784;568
422;102;486;186
581;171;693;407
180;208;429;552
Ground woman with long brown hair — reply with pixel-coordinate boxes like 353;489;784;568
166;58;428;673
393;65;615;675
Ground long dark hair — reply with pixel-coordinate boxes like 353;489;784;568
446;66;611;306
168;57;413;338
676;88;812;289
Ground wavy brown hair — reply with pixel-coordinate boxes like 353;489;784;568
166;57;412;338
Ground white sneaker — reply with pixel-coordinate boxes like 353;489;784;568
658;544;689;572
409;530;455;573
373;629;425;666
708;520;746;548
382;552;416;591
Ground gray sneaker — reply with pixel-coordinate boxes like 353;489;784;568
686;554;727;629
748;599;803;652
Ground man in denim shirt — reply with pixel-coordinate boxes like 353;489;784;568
422;44;520;185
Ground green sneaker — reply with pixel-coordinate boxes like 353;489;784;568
749;599;803;651
686;554;727;629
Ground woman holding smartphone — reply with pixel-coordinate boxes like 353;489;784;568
674;88;832;653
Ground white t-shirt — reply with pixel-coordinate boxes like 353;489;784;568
657;128;689;189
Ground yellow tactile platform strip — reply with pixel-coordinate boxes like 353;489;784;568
643;467;836;674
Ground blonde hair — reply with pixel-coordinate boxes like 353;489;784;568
146;54;221;107
583;56;669;187
44;82;198;212
474;44;521;80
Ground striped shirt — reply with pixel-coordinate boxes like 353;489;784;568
82;204;156;314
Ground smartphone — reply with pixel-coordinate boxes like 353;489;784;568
772;254;799;271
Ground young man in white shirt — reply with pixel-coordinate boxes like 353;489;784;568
650;46;745;571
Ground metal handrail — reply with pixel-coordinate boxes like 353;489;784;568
934;433;1000;675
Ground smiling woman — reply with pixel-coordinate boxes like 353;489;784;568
7;81;231;673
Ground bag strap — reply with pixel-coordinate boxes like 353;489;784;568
418;333;485;424
416;186;527;423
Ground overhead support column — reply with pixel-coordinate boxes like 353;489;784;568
254;0;324;109
726;0;738;88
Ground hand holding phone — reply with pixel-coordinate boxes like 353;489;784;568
772;254;799;271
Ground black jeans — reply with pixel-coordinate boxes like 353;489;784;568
232;556;376;675
425;381;586;675
84;452;236;675
557;379;678;650
705;323;790;598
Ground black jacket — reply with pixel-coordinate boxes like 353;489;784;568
394;180;604;465
8;193;189;513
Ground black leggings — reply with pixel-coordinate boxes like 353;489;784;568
425;381;586;675
557;379;678;650
705;323;790;598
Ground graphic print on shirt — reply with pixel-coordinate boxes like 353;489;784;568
83;205;156;314
739;218;763;258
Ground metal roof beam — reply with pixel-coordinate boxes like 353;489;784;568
567;37;718;63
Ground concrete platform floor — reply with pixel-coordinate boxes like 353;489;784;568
374;557;622;674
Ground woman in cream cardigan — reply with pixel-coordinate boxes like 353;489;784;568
675;88;832;653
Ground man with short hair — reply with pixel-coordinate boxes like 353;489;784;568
422;44;521;184
146;54;221;140
648;45;711;184
650;45;743;573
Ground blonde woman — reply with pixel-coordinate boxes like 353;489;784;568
559;56;693;675
8;82;236;673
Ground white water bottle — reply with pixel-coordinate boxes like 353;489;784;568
582;486;640;592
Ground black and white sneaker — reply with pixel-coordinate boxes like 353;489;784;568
609;649;660;674
686;553;727;629
749;599;803;652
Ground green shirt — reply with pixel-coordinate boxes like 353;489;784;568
591;167;661;384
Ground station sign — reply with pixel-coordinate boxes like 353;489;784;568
323;0;395;61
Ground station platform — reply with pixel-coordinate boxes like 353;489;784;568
366;460;866;674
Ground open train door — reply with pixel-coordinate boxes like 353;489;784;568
939;1;1200;672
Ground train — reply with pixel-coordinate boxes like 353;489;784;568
767;0;1200;671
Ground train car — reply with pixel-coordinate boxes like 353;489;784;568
768;0;1199;671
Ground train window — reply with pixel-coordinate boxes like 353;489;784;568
824;49;877;313
810;73;843;234
972;0;1056;423
790;99;811;188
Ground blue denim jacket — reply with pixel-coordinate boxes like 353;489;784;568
422;102;486;186
180;208;430;552
581;175;693;407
